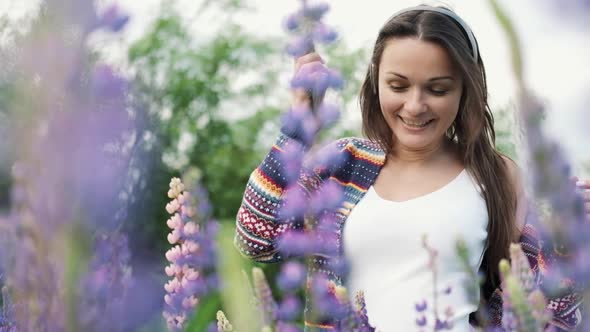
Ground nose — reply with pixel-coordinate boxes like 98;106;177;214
403;88;427;115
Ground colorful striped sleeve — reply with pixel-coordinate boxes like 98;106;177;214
234;133;347;262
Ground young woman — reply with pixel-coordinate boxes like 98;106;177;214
235;5;586;331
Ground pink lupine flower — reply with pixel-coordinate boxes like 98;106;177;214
163;177;218;331
166;199;180;214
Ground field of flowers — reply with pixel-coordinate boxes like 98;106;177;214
0;0;588;331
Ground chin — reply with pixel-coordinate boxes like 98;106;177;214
395;136;437;150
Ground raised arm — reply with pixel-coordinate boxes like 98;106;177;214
234;132;320;262
234;52;342;262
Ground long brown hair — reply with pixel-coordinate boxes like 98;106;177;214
359;7;517;300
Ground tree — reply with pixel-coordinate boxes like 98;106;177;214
123;0;366;257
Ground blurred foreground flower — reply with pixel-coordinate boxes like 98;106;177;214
415;236;454;331
489;0;586;329
284;1;338;57
0;0;164;330
498;244;550;332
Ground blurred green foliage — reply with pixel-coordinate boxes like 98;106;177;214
123;0;367;259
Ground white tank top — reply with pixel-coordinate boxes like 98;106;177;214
343;169;488;331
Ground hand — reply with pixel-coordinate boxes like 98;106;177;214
292;52;326;108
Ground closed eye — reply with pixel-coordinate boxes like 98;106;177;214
430;88;448;96
389;86;408;92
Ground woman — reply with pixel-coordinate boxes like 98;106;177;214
235;5;586;331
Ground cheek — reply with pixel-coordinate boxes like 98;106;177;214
442;95;462;123
438;99;461;120
378;91;403;114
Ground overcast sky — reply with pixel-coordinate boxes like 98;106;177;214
2;0;589;168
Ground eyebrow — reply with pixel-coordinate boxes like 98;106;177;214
386;72;455;82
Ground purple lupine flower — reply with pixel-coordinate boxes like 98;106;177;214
0;281;16;332
497;246;550;332
311;23;338;44
91;64;129;101
276;321;302;332
538;0;590;27
286;36;315;58
415;299;427;312
290;63;343;97
312;227;340;256
283;13;301;32
277;261;307;292
518;93;590;301
309;274;347;320
317;103;341;128
309;181;344;215
302;2;331;22
304;141;348;172
284;1;336;56
434;318;452;330
279;184;310;220
0;1;145;330
416;315;427;327
284;0;344;123
79;232;138;332
276;295;302;321
2;180;64;331
443;286;452;295
281;104;320;146
97;4;130;32
279;143;306;183
277;230;318;256
353;291;375;331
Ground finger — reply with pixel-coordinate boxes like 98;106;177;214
292;88;312;108
294;52;324;70
296;61;326;77
577;179;590;189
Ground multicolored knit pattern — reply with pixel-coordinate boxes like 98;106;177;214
234;132;582;331
235;132;385;264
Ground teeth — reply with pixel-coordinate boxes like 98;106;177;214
400;117;431;127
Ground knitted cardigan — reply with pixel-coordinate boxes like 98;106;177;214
234;132;582;331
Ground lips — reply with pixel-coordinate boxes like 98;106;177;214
398;115;435;129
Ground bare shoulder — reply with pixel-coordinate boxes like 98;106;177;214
501;155;527;236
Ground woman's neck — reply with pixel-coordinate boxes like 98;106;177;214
389;139;456;167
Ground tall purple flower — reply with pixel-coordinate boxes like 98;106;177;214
337;289;376;332
284;1;338;57
280;0;344;146
0;1;169;331
78;232;133;331
0;280;16;332
497;245;550;332
490;1;587;329
276;262;306;327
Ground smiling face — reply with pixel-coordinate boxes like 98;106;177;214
377;37;463;152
